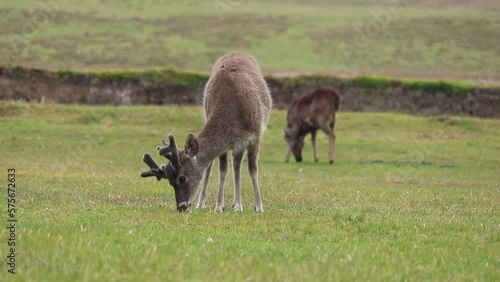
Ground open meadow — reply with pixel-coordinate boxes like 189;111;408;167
0;101;499;281
1;0;500;83
1;0;499;280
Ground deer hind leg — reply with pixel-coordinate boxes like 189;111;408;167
196;160;213;209
311;130;319;162
247;140;264;212
214;153;228;212
232;149;245;212
330;120;336;164
320;122;335;164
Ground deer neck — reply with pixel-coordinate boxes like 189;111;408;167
194;125;231;168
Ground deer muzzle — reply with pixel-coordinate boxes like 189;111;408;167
177;201;191;212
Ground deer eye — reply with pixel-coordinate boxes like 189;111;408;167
179;176;186;184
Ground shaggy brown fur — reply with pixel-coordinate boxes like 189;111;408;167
284;88;342;164
142;52;272;212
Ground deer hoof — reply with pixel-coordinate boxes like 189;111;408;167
329;160;334;164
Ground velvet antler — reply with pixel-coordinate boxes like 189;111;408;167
140;153;167;181
157;134;181;169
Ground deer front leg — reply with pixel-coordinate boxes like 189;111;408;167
215;153;228;212
232;149;245;212
311;130;319;162
329;122;336;164
330;131;336;164
196;161;213;209
248;140;264;212
285;149;291;163
320;124;335;164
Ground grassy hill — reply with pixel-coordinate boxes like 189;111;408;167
1;0;499;83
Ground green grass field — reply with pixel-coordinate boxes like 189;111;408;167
0;102;499;281
1;0;499;83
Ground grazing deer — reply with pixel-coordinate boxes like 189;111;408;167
141;52;272;212
283;88;342;164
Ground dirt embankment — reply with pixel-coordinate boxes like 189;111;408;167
0;66;498;118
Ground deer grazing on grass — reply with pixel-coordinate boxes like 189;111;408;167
141;52;272;212
284;88;342;164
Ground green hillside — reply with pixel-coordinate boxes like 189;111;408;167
1;0;499;83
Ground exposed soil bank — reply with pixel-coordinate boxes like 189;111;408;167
1;66;498;118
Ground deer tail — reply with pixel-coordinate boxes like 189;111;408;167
333;92;342;112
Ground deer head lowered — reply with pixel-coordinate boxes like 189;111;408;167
141;52;272;212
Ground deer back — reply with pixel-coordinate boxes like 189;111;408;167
287;88;342;133
141;52;271;212
201;52;272;149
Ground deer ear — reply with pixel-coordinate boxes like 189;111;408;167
185;134;199;158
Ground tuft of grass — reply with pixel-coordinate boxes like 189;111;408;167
144;68;209;89
354;75;477;94
55;69;86;80
404;79;476;94
354;76;398;89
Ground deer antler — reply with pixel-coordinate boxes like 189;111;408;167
140;153;168;181
157;134;181;169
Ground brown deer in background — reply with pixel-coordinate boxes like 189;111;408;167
284;88;342;164
141;52;272;212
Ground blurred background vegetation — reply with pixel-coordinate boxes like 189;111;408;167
1;0;499;84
